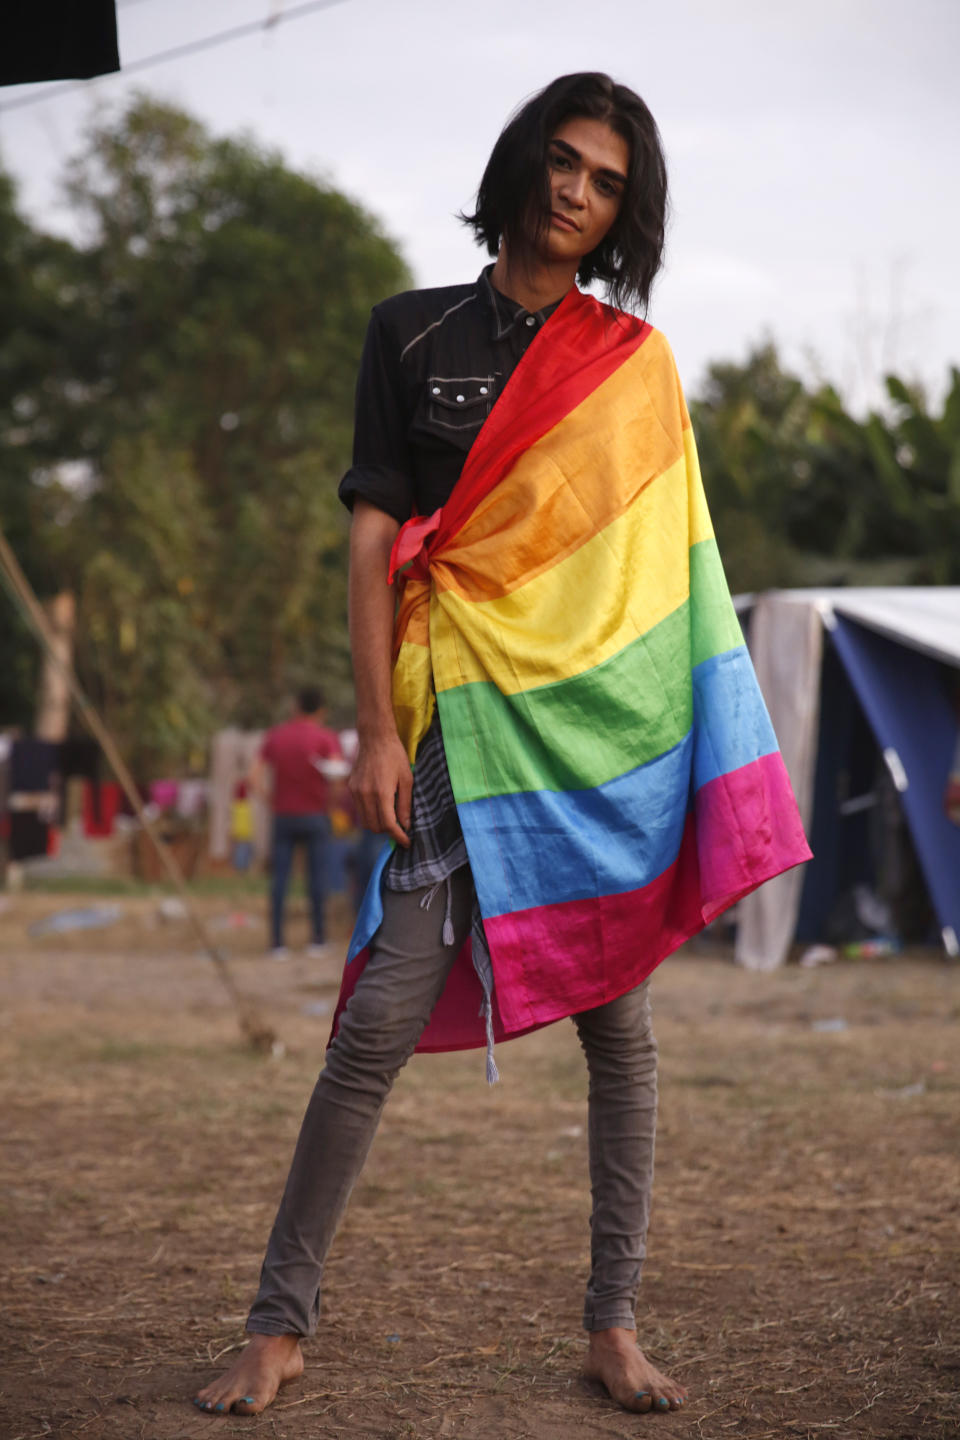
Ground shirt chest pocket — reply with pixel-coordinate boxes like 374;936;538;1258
425;376;496;432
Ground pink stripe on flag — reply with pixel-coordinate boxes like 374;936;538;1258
695;750;812;922
482;755;810;1038
483;818;705;1034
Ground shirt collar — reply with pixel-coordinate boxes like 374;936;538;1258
477;264;561;341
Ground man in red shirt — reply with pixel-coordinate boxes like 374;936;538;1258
251;688;344;959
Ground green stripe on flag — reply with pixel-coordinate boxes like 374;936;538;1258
438;539;744;802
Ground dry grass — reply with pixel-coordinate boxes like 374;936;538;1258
1;890;958;1438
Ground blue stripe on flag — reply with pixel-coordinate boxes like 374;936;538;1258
459;646;778;917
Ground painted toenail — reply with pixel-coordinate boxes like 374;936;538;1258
657;1396;669;1408
635;1390;648;1398
242;1396;255;1403
215;1403;225;1412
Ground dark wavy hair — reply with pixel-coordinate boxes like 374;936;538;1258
297;686;325;714
462;73;668;315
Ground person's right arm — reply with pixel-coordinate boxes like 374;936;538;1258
340;306;416;846
347;500;412;846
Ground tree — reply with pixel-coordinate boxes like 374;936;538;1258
691;345;960;593
0;170;83;728
1;97;410;774
803;372;960;583
690;344;812;592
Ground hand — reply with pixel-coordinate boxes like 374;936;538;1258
349;732;413;847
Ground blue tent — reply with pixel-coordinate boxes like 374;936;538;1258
735;589;960;965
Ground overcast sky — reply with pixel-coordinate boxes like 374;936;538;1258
1;0;957;410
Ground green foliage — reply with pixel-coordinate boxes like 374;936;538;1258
74;436;218;770
690;344;811;592
0;170;83;725
1;96;410;773
691;346;960;593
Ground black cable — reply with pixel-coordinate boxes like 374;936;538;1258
0;0;349;114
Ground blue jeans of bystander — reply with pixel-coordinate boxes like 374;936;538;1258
270;813;330;949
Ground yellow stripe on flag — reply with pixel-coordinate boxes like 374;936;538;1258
432;442;709;697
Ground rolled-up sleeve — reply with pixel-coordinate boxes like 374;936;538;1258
338;308;414;524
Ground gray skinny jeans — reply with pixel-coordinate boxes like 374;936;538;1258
246;866;658;1337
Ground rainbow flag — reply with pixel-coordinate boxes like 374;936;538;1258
335;285;811;1053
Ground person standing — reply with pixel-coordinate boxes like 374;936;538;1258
229;781;254;873
195;73;809;1420
251;687;343;960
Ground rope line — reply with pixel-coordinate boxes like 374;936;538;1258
0;523;275;1052
0;0;349;114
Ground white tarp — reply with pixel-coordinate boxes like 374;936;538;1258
734;595;823;970
781;587;960;667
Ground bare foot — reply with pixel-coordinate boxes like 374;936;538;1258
193;1332;304;1416
583;1327;687;1414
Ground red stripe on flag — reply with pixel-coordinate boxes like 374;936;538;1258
390;289;651;584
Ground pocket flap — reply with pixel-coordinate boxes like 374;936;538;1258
427;375;496;417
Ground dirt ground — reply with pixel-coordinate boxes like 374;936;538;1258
1;888;958;1440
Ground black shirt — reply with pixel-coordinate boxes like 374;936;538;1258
338;266;559;523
